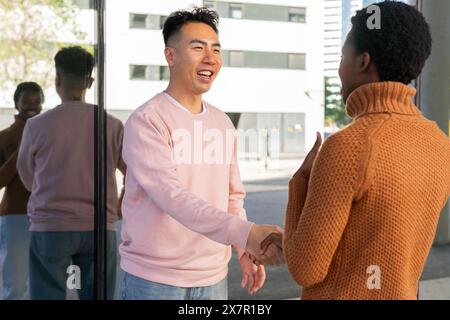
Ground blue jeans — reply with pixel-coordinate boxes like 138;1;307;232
29;231;117;300
119;271;228;300
0;215;30;300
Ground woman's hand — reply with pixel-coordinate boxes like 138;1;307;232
292;132;322;181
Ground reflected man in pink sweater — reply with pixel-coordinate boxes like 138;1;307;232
119;7;284;300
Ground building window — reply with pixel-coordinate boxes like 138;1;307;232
130;65;148;80
288;7;306;23
204;1;307;23
159;66;170;80
160;16;168;29
130;14;162;30
288;53;306;70
229;51;245;67
130;65;169;81
229;3;243;19
224;51;306;70
130;14;147;29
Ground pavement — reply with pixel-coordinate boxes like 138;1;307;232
238;158;302;183
225;172;450;300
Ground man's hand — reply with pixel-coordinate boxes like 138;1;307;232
245;224;285;266
239;253;266;295
292;132;322;181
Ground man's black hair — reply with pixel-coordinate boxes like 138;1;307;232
349;1;432;84
162;7;219;45
54;46;95;81
13;82;44;109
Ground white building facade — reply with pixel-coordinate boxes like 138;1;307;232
102;0;325;157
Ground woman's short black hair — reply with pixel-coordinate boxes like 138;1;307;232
349;1;432;84
162;7;219;45
54;46;94;80
13;82;44;109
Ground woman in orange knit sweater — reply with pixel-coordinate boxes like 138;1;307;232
263;1;450;299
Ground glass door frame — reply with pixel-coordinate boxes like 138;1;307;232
94;0;107;300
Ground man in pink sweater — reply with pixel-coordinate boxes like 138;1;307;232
119;7;284;300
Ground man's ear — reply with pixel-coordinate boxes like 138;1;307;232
164;47;176;68
358;52;372;72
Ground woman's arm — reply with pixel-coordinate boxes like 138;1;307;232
284;132;369;287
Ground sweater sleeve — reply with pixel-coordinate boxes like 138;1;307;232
0;150;18;188
284;132;367;287
284;173;309;238
228;133;248;259
122;111;253;249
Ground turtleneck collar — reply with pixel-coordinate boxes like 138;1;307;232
345;81;421;119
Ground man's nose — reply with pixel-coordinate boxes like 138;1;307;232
203;48;216;64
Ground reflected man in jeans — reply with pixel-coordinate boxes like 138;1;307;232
17;47;126;300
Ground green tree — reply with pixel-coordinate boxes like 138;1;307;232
324;76;351;128
0;0;87;105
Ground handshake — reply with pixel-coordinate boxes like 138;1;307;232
245;224;285;266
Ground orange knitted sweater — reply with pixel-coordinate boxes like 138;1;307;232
284;81;450;300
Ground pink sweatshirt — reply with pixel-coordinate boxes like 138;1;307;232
17;101;125;231
120;92;253;287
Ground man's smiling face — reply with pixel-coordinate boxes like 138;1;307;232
166;22;222;95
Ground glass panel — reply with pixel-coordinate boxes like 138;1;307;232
234;113;258;159
0;0;96;299
282;113;305;153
